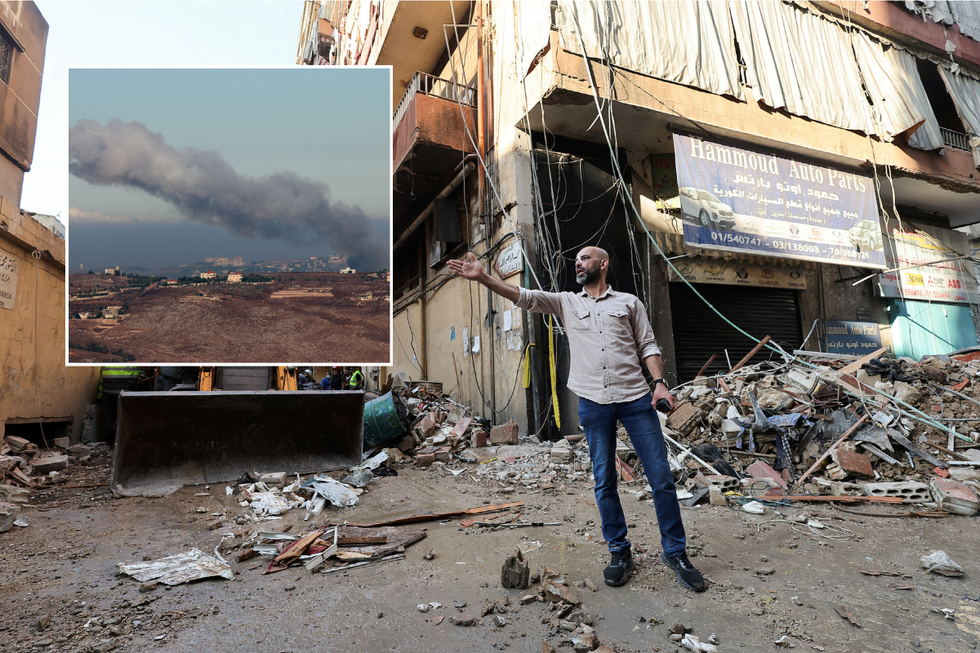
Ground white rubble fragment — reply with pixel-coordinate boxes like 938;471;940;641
742;501;766;514
921;550;964;577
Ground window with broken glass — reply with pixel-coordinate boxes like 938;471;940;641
0;28;12;85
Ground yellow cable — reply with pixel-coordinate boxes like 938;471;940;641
548;315;561;429
522;343;532;389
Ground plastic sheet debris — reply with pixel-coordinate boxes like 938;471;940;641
117;548;233;585
921;550;964;577
302;475;359;507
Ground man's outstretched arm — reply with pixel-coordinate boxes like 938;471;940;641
447;252;520;303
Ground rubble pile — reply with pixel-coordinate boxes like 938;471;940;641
661;352;980;514
0;435;105;532
389;352;980;518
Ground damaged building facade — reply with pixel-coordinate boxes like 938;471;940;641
0;1;99;444
299;0;980;439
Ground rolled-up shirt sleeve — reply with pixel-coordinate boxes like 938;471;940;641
632;299;661;360
516;287;565;316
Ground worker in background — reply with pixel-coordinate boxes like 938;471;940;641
298;368;318;389
97;366;146;444
330;366;344;391
320;368;333;390
349;367;364;390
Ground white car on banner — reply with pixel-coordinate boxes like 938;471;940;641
679;187;736;230
848;220;884;251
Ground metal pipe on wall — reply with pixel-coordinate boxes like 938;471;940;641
392;162;476;252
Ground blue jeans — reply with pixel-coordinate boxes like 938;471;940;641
578;393;687;557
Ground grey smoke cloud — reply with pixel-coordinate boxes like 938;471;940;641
69;119;388;271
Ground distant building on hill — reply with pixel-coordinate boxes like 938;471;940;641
227;272;243;283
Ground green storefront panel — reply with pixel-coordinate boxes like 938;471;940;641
888;299;978;359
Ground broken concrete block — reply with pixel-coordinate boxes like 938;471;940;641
551;441;573;463
891;381;922;405
757;389;794;412
667;402;699;435
395;435;416;454
490;421;519;445
415;453;435;468
542;579;582;605
33;454;68;474
825;462;848;480
53;437;71;450
0;484;30;504
501;550;529;589
433;446;451;463
863;481;931;503
259;472;286;488
415;414;436;439
3;436;35;455
474;430;488;448
930;477;979;516
0;502;20;533
68;444;90;457
830;449;874;479
700;475;739;492
708;485;728;506
949;467;980;483
746;460;788;490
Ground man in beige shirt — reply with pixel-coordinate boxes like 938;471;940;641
448;247;706;591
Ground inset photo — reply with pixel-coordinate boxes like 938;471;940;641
67;67;391;365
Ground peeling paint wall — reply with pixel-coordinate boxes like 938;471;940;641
0;204;100;441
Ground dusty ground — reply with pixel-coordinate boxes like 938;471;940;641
67;273;389;363
2;446;980;653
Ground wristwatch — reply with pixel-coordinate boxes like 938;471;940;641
652;378;668;390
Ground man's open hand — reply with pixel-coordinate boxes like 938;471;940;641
447;252;485;281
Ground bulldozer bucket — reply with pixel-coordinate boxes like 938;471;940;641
111;390;364;496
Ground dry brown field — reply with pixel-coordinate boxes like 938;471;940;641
67;272;389;363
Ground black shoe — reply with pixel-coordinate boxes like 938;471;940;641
603;548;636;587
661;552;706;592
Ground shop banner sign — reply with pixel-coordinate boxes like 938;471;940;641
878;224;979;304
673;133;886;269
668;256;806;289
822;320;882;354
0;250;17;310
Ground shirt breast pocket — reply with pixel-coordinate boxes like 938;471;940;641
570;309;592;330
606;309;632;336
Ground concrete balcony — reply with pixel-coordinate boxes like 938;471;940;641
392;72;477;233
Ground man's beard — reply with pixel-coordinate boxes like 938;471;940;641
576;267;599;285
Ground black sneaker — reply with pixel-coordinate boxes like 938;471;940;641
603;548;636;587
661;552;706;592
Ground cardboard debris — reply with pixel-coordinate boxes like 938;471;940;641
117;548;233;585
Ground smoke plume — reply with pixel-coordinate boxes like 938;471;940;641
69;120;388;271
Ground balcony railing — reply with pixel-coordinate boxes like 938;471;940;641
393;72;477;127
941;127;971;151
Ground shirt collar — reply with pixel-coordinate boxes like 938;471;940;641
577;285;615;300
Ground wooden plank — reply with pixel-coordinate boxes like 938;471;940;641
337;535;387;546
695;354;717;379
730;336;771;373
838;347;887;376
347;502;525;528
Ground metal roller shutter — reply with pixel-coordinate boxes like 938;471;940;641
669;283;802;382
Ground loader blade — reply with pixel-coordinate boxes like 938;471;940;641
112;390;364;496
